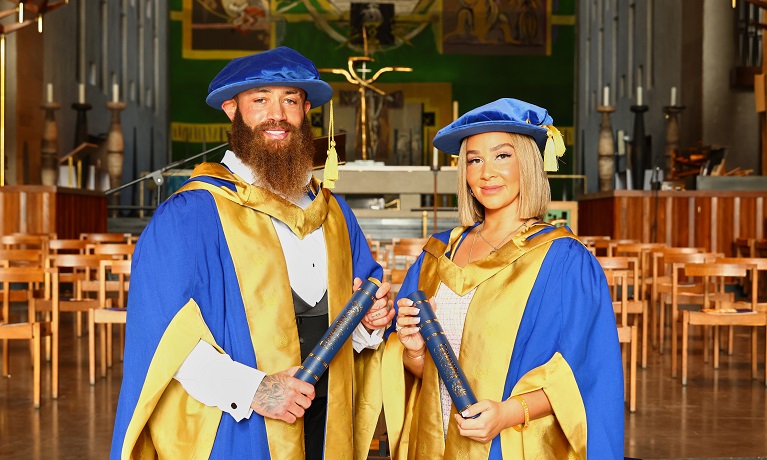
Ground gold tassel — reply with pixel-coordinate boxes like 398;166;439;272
324;100;339;189
543;125;566;172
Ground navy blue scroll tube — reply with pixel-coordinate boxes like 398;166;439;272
406;290;478;415
294;279;380;384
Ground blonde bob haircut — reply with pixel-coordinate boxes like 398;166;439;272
456;132;551;226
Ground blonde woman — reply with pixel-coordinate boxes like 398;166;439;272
383;98;623;459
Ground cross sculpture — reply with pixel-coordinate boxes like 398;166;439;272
317;39;412;161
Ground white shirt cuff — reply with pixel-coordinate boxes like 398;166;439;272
351;322;385;353
174;340;266;422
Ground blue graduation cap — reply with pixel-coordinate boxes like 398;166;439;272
432;98;566;171
206;46;333;110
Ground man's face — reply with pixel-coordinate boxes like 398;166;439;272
222;86;312;138
222;86;316;201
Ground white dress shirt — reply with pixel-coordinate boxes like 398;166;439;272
173;151;383;421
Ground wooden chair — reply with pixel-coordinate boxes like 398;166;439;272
715;257;767;353
0;234;50;251
89;259;131;385
579;236;610;255
1;248;44;372
615;242;666;352
0;235;48;308
83;243;134;298
604;269;638;412
46;239;98;335
594;238;639;257
0;265;54;407
389;238;426;296
597;256;648;368
650;246;705;353
668;252;724;378
79;233;131;244
32;253;112;386
1;249;43;324
730;240;757;296
680;262;767;385
733;237;755;258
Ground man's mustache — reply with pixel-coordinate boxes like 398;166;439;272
257;120;295;133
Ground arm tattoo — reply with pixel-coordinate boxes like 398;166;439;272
254;374;291;415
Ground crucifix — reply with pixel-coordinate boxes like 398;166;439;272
317;28;412;161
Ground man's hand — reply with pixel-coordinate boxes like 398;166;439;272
358;278;395;332
251;366;315;423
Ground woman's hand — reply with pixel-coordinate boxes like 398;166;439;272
454;399;516;443
395;296;433;377
395;296;427;354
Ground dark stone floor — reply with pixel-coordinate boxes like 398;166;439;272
1;314;765;459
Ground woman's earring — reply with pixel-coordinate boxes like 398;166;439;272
469;189;475;197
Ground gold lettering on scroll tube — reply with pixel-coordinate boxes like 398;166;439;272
319;300;364;350
435;344;467;396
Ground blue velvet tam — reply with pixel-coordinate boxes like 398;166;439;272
433;98;554;155
206;46;333;110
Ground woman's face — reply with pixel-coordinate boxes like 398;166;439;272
465;131;521;215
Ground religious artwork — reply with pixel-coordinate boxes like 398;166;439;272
182;0;271;59
326;82;452;167
318;51;412;162
272;0;437;53
442;0;551;55
339;89;403;162
350;3;395;47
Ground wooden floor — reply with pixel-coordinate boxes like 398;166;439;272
1;313;766;459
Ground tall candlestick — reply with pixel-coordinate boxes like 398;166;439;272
597;104;616;191
617;129;626;155
452;100;459;121
636;86;643;106
78;83;85;104
46;83;53;103
432;146;439;170
603;86;610;106
670;86;677;106
112;83;119;103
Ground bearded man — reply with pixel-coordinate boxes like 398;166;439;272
111;46;394;460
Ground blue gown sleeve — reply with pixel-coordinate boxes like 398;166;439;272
500;238;624;459
334;194;383;282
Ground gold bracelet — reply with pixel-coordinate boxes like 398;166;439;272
511;395;530;432
405;349;426;360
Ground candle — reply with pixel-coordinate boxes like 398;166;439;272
603;86;610;106
670;86;677;106
78;83;85;104
452;100;459;121
432;146;439;170
46;83;53;103
112;83;119;103
617;129;625;155
636;86;643;106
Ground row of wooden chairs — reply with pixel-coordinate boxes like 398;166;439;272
0;232;134;406
589;236;767;394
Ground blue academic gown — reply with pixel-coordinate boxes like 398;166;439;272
387;225;624;459
111;171;381;459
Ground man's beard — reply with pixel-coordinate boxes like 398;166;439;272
228;109;315;202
